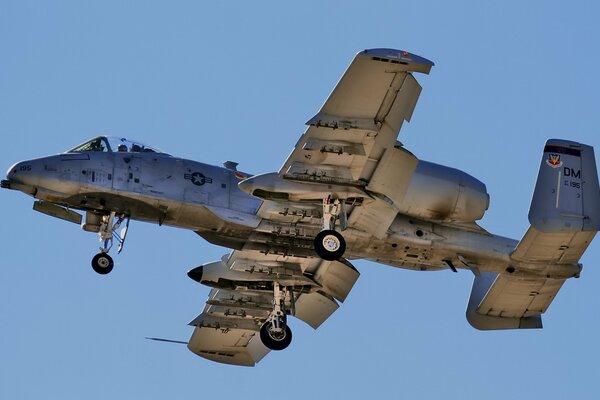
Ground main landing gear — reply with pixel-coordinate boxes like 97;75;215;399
91;253;114;275
89;211;130;275
260;282;293;351
313;195;347;261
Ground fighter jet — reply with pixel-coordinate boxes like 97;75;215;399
3;49;599;366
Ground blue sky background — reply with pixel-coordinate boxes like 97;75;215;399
1;1;599;398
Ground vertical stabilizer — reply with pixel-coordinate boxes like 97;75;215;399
529;139;600;233
511;139;600;265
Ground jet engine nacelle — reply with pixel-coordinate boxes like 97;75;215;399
398;161;489;222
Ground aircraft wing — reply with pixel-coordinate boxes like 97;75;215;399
187;249;360;366
276;48;433;238
279;48;433;185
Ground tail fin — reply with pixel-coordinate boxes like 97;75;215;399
529;139;600;234
466;139;600;331
512;139;600;264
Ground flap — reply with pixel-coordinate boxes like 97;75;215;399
294;291;339;329
346;197;398;239
366;146;418;206
313;258;360;302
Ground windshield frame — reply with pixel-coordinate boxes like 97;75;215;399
66;136;169;155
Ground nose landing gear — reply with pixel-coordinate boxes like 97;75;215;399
89;211;130;275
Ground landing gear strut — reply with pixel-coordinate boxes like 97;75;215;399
260;282;293;351
313;195;347;261
89;211;130;275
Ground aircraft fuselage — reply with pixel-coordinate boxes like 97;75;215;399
4;148;525;276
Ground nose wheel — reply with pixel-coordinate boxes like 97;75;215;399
88;211;129;275
91;253;114;275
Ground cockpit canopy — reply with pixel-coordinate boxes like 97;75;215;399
67;136;168;155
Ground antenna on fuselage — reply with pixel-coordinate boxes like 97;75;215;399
223;161;239;171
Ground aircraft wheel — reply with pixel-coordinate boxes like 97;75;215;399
91;253;114;275
314;229;346;261
260;322;292;351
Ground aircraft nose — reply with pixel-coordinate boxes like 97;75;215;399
6;162;18;179
3;162;21;188
5;161;30;182
3;160;42;192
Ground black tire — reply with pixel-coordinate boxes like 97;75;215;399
91;253;114;275
314;229;346;260
260;322;292;351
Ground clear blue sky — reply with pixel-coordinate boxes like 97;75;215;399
1;1;599;399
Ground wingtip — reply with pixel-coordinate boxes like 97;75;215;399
361;48;434;69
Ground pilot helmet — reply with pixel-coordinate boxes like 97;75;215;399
117;144;128;152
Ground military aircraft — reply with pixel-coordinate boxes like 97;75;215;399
3;48;599;366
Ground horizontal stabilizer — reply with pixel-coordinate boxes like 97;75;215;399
511;226;596;265
472;139;600;330
466;272;555;330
